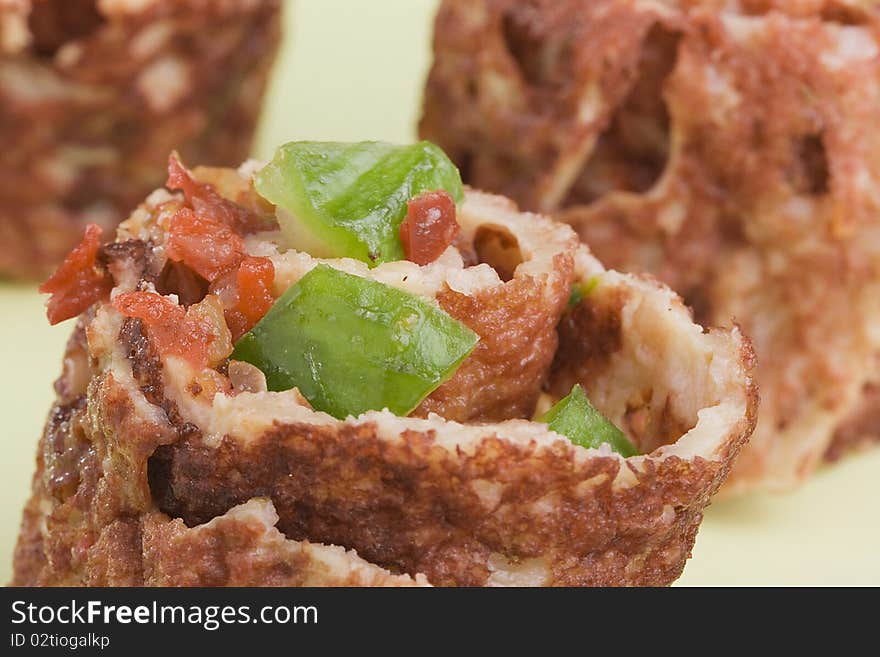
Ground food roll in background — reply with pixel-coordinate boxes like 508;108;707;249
420;0;880;494
12;144;756;586
0;0;281;279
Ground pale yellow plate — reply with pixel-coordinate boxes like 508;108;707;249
3;0;878;586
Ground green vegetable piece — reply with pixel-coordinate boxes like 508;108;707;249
254;141;464;265
567;276;602;310
541;384;637;457
232;264;479;419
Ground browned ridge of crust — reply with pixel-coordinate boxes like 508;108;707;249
418;262;570;422
12;165;756;587
0;0;281;279
420;0;880;493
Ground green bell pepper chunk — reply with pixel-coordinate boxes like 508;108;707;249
567;276;602;310
541;384;638;456
231;264;478;419
253;141;464;266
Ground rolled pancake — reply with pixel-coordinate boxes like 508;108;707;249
0;0;281;278
12;159;756;586
420;0;880;493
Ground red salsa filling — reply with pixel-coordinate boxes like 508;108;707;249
164;158;277;340
113;291;222;369
40;223;112;325
399;190;460;266
113;291;189;357
42;156;277;354
167;154;269;235
209;255;276;341
166;208;246;282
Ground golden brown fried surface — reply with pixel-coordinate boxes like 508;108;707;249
0;0;280;279
13;169;756;586
420;0;880;493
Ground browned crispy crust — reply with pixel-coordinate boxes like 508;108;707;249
150;430;717;587
418;231;574;422
0;0;280;279
13;351;426;587
142;500;428;587
420;0;880;493
151;311;757;587
422;274;568;421
12;172;756;586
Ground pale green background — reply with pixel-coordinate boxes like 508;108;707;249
2;0;878;586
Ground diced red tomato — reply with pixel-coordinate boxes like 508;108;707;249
235;256;275;326
165;208;246;282
114;292;235;394
40;224;112;325
113;291;237;369
166;153;200;201
110;158;278;358
399;190;460;266
113;291;190;358
167;154;268;234
209;256;275;341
